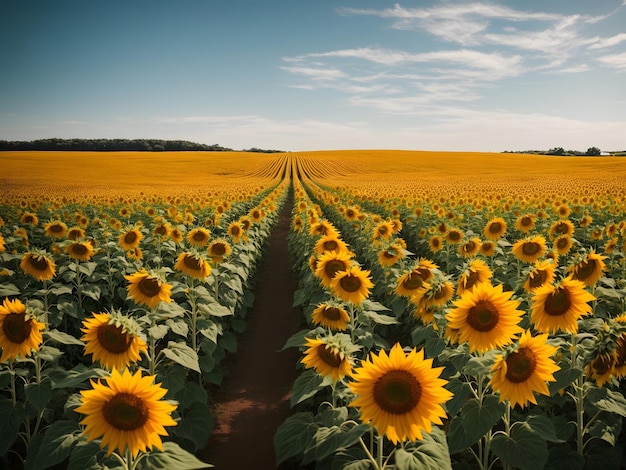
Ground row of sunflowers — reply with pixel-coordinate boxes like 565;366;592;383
277;157;626;470
0;172;289;470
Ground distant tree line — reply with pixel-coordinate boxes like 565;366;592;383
503;146;624;156
0;138;233;152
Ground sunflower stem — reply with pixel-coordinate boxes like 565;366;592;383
74;261;84;318
574;374;585;456
377;434;384;468
8;359;17;405
359;435;380;469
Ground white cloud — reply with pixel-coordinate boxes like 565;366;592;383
279;65;347;80
597;52;626;69
589;33;626;49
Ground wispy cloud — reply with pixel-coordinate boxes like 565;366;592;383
597;52;626;69
281;1;624;116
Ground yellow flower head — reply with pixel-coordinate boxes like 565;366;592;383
0;298;45;362
75;368;177;457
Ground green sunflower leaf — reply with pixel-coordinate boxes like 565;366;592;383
24;419;81;470
162;341;201;373
290;369;327;406
44;328;85;346
491;421;548;470
0;283;21;296
0;398;26;457
275;412;318;466
136;441;212;469
585;387;626;417
396;427;452;470
447;396;506;454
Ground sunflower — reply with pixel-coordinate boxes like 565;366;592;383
377;244;405;267
457;259;493;296
170;227;184;244
174;252;212;279
568;250;607;287
530;277;595;334
44;221;68;239
514;214;535;233
424;279;455;307
428;235;443;253
612;314;626;379
301;335;354;381
311;303;350;331
344;206;360;221
489;330;559;408
20;212;38;225
20;251;56;281
207;239;232;263
458;237;481;258
0;234;5;253
125;269;172;309
314;251;353;287
446;283;524;353
579;214;593;228
484;217;507;240
348;343;452;444
314;235;348;255
292;216;304;233
152;222;172;239
553;235;573;255
395;269;430;299
373;221;394;241
511;235;547;263
67;226;86;241
523;260;556;293
445;228;464;245
479;241;497;257
66;241;95;261
585;353;615;387
75;368;177;457
330;265;374;305
414;258;437;283
186;227;211;247
0;298;45;362
548;220;574;239
117;228;143;250
126;247;143;261
309;220;337;237
81;311;147;370
223;221;240;241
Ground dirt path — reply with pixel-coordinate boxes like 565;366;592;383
198;191;302;469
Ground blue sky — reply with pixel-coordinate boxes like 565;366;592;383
1;0;625;152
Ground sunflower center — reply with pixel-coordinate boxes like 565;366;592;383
556;237;569;250
378;226;388;235
193;231;207;242
521;216;532;227
489;222;502;234
138;277;161;298
528;270;548;289
50;224;63;233
448;231;461;242
592;355;613;375
464;270;481;290
29;256;50;271
155;225;167;236
23;215;35;223
466;300;499;332
211;244;226;256
504;347;537;383
324;260;347;279
544;288;571;316
317;345;343;367
340;274;362;293
373;369;421;415
323;240;338;251
2;313;32;344
554;222;569;234
574;259;597;281
230;226;241;236
522;242;540;256
124;232;137;244
463;241;476;252
183;255;202;271
103;393;149;431
322;307;342;321
97;324;132;354
72;244;88;255
614;337;626;368
402;273;423;291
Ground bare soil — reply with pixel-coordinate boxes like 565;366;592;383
198;193;303;469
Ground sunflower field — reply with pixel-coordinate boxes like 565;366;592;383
1;150;626;470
